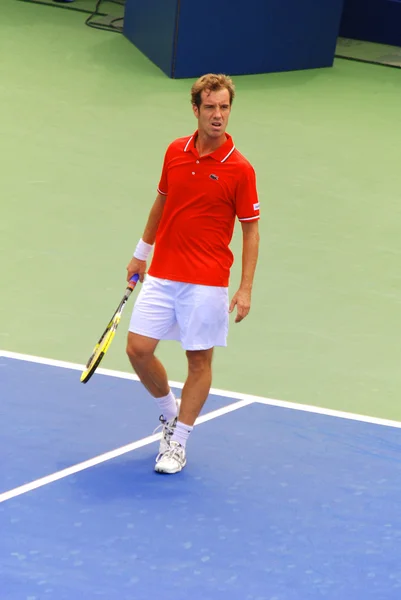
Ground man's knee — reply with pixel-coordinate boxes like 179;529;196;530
126;333;158;363
186;349;213;374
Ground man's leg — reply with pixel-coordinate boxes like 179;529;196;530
154;348;213;474
126;332;179;451
178;348;214;426
127;274;180;425
126;332;169;399
154;281;227;474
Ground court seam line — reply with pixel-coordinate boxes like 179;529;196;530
0;398;253;504
2;349;401;429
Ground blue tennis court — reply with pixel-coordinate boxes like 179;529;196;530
1;354;401;600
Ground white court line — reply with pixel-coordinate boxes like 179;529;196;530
0;350;183;388
0;398;253;504
255;399;401;430
2;349;401;429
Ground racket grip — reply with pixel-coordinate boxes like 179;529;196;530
127;273;140;290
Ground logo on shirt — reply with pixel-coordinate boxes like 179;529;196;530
209;174;219;181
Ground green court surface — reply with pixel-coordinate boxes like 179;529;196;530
1;2;400;419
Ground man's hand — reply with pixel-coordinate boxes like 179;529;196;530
126;257;147;283
229;288;251;323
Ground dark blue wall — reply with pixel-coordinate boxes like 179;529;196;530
123;0;345;78
340;0;401;47
123;0;178;76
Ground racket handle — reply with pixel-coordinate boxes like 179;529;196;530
127;273;140;290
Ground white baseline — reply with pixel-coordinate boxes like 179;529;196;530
1;350;400;429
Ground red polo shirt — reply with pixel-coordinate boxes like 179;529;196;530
148;132;259;287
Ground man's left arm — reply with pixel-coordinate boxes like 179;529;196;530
229;220;260;323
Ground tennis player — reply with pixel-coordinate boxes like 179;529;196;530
126;73;260;474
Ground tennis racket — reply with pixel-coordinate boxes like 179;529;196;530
80;273;140;384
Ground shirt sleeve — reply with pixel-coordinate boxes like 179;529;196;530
157;147;169;196
235;164;260;222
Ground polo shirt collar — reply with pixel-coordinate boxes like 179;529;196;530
184;131;236;163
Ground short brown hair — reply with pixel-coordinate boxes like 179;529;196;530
191;73;235;109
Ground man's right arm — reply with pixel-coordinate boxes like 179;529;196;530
141;193;167;245
126;193;166;282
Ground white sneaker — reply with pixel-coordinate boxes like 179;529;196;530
154;398;181;455
155;441;186;474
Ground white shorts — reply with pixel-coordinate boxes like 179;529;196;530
129;275;229;350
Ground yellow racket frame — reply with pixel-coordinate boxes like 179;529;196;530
80;275;139;384
80;316;120;383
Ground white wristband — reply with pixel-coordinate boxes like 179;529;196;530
133;238;153;261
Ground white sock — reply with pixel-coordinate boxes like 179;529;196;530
171;421;193;448
155;390;177;422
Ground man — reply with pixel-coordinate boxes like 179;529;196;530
126;73;260;474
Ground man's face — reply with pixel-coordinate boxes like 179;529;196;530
193;88;231;139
